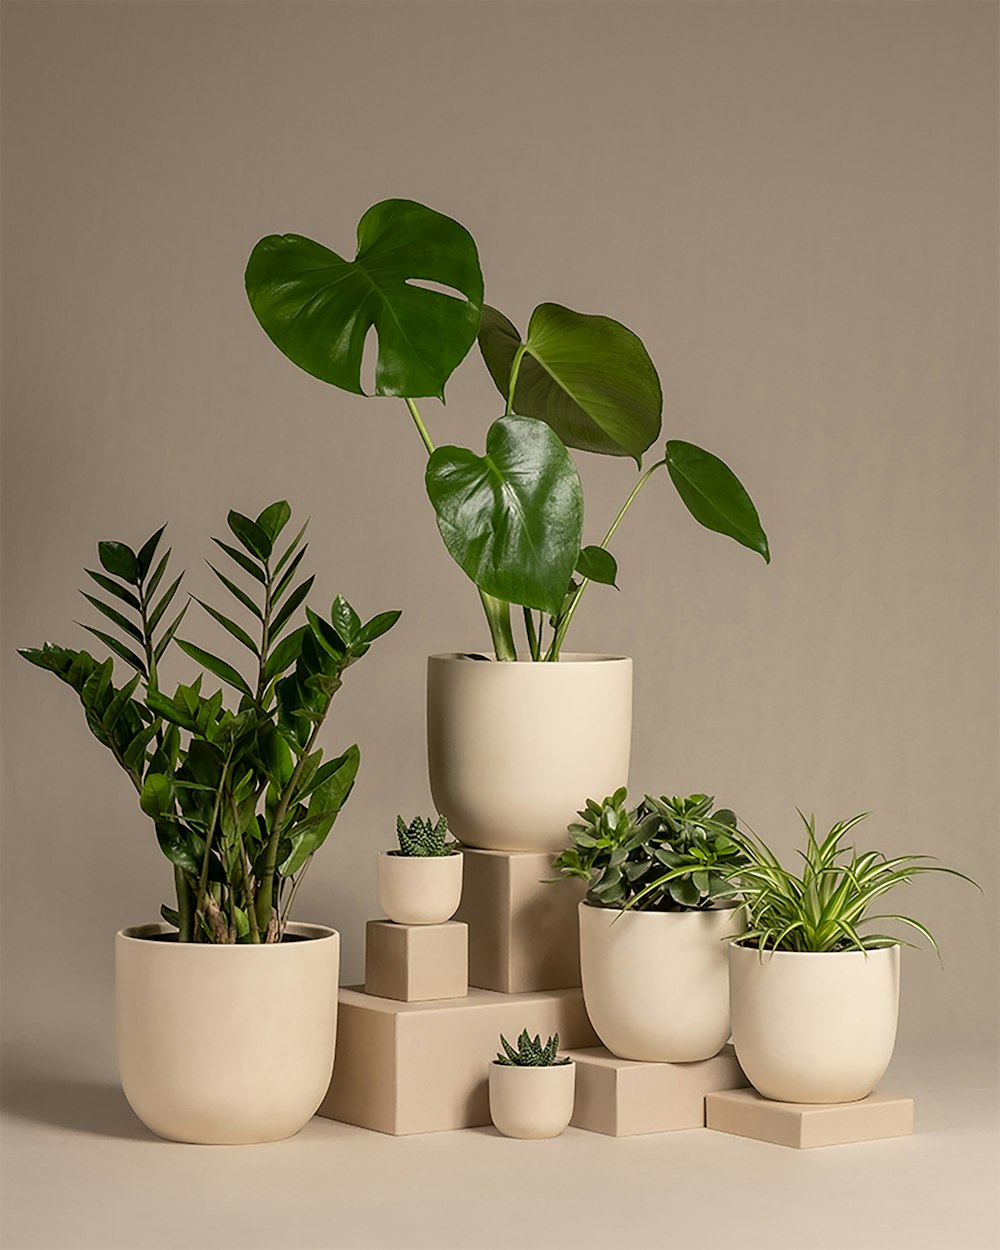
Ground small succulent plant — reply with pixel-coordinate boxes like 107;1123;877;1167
392;814;457;857
494;1030;571;1067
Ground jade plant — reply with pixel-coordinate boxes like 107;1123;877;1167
495;1030;570;1067
245;198;770;661
552;789;745;911
392;814;457;857
19;501;400;943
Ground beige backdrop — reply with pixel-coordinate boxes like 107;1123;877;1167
2;0;996;1079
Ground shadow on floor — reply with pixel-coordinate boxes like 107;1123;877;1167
1;1067;155;1142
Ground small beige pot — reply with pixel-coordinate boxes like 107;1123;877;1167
427;653;632;853
116;922;339;1144
579;902;744;1062
488;1062;576;1139
377;850;463;925
728;942;901;1103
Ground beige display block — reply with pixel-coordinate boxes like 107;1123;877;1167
319;986;598;1135
565;1044;748;1136
453;847;585;993
706;1088;915;1148
364;919;468;1003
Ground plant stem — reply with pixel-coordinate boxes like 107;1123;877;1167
506;345;527;416
255;557;273;705
405;398;436;455
174;866;194;941
193;746;234;940
523;607;540;661
235;821;260;943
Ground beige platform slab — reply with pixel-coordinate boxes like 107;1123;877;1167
454;847;585;993
706;1088;915;1148
566;1044;748;1136
319;985;598;1135
364;919;468;1002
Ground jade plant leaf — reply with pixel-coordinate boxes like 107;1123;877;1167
665;439;770;562
245;198;484;400
478;303;662;464
425;415;583;615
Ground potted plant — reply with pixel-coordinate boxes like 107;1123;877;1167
378;814;463;924
553;789;746;1062
488;1030;575;1139
245;199;770;851
727;812;978;1103
19;502;400;1144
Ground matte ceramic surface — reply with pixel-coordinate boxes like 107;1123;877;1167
116;923;339;1144
728;943;901;1103
579;902;743;1062
427;654;632;853
489;1062;576;1139
377;850;463;925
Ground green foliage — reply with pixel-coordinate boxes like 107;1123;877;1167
729;812;978;954
552;789;744;912
495;1030;570;1067
20;502;401;944
392;814;456;858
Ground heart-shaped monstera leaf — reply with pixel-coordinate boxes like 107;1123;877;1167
478;303;662;464
426;416;584;615
246;199;484;400
665;440;770;562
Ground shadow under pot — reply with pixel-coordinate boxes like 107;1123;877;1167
578;901;744;1062
488;1061;576;1139
728;942;900;1103
378;850;464;925
427;653;632;853
116;923;340;1144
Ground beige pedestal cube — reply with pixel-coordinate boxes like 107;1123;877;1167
565;1044;748;1136
319;986;598;1135
706;1088;915;1148
454;848;585;993
364;919;468;1002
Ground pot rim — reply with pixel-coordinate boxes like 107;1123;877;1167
729;939;901;958
379;848;463;859
428;652;630;665
579;899;743;918
116;921;339;946
489;1060;576;1070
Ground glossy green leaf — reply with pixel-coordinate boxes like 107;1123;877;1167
80;593;144;642
576;546;618;588
331;596;361;646
271;576;314;638
175;639;252;697
79;625;146;676
478;303;662;463
273;520;308;577
154;604;188;663
144;550;171;600
193;598;259;655
272;547;307;604
263;625;307;682
255;501;291;544
426;415;584;615
245;199;484;399
147;575;183;633
228;511;272;561
85;570;141;611
140;773;173;820
279;746;360;875
98;541;138;584
207;564;263;621
136;526;166;580
665;440;770;562
212;539;266;585
358;610;402;645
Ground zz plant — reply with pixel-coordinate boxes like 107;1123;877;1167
495;1030;570;1067
393;814;456;857
20;501;400;943
245;199;770;661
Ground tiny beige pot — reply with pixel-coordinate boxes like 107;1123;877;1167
377;850;464;925
116;923;339;1144
427;653;632;853
488;1062;576;1139
579;902;744;1062
728;942;901;1103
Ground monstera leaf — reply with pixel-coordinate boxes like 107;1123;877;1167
478;303;662;464
665;440;770;562
245;199;484;400
425;416;584;615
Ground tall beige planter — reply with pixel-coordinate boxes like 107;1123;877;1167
489;1062;576;1139
728;943;900;1103
427;653;632;853
116;923;339;1144
579;902;743;1062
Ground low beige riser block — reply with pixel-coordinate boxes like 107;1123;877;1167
565;1044;748;1136
453;847;585;993
364;920;468;1003
705;1088;915;1149
319;986;598;1135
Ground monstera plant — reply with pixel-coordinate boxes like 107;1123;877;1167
245;199;769;661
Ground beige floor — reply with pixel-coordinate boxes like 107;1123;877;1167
1;1041;996;1250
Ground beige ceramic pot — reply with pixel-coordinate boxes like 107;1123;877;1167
488;1061;576;1139
579;902;743;1062
377;850;464;925
728;942;900;1103
427;653;632;853
116;922;339;1144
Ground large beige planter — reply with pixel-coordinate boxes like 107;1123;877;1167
728;943;900;1103
489;1062;576;1139
427;653;632;853
377;850;464;925
116;923;339;1144
579;902;743;1062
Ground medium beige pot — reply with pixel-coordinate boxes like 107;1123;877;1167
377;850;464;925
728;942;900;1103
579;902;744;1062
116;923;339;1144
488;1062;576;1139
427;653;632;853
